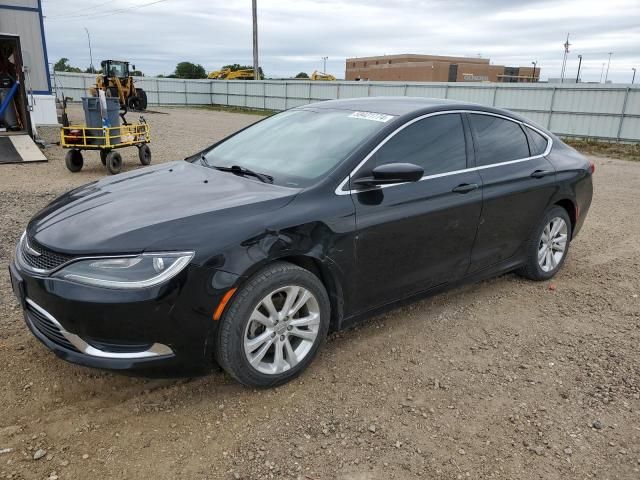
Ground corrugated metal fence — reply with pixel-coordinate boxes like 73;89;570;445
51;72;640;142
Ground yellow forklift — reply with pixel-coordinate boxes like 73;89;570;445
89;60;147;112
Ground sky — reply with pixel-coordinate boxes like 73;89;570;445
41;0;640;83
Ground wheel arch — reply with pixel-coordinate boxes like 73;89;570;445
553;198;577;239
234;254;344;331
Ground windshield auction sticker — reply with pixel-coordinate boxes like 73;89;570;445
348;111;395;122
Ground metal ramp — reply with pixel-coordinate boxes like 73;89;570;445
0;134;47;164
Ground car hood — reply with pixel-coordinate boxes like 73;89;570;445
28;161;299;257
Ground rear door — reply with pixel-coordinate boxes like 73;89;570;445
350;112;483;312
467;113;556;273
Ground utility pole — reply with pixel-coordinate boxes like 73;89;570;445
84;27;94;74
633;68;637;85
252;0;259;80
576;54;582;83
560;33;570;82
322;56;328;74
531;61;537;82
604;52;613;83
600;63;605;83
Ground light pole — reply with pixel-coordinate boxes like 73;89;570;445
576;54;582;83
560;33;570;81
84;27;94;73
252;0;259;80
531;61;537;82
322;56;328;74
633;68;637;85
604;52;612;83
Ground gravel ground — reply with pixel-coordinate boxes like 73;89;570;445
0;106;638;480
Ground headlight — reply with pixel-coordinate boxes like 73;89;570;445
54;252;194;289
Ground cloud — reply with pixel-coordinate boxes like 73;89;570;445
43;0;639;82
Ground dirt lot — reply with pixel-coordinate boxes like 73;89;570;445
0;106;638;480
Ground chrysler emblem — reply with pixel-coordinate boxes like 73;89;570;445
24;237;41;257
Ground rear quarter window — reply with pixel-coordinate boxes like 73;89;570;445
526;126;549;156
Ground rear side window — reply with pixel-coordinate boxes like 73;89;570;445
373;113;467;176
526;126;549;156
469;114;530;166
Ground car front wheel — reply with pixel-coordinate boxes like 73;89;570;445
215;262;330;388
517;205;572;281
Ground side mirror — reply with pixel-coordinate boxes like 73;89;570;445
353;163;424;187
132;65;136;72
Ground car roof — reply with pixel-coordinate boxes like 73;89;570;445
299;96;531;124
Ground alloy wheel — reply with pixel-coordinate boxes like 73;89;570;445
243;286;320;375
538;217;568;272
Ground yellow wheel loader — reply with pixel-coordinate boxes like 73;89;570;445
89;60;147;112
310;70;336;81
208;67;259;80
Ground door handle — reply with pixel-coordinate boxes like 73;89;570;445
531;169;554;178
452;183;479;194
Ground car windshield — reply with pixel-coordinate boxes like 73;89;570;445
201;109;393;187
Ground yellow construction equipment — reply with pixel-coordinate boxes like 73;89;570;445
208;68;257;80
89;60;147;111
310;70;336;81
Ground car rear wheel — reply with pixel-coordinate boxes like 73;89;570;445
215;262;330;388
517;206;572;281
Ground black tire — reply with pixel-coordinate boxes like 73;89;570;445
216;262;330;388
138;144;151;165
517;205;572;281
100;150;109;166
106;151;123;175
136;89;148;110
127;96;141;111
64;149;83;172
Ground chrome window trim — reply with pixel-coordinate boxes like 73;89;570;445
335;109;553;195
26;298;174;359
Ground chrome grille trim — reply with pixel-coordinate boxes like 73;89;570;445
17;232;76;275
25;298;174;360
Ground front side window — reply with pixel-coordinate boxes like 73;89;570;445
469;114;530;166
202;109;391;187
371;113;467;176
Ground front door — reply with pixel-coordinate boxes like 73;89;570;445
350;113;483;313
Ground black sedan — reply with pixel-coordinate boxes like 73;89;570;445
10;97;593;387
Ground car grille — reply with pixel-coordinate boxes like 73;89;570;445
21;235;75;272
26;304;79;353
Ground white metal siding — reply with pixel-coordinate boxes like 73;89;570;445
2;1;39;7
0;7;48;92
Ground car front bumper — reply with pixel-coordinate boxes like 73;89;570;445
9;260;237;374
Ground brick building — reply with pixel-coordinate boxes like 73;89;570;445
345;54;539;83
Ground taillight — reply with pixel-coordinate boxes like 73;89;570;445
589;161;595;174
